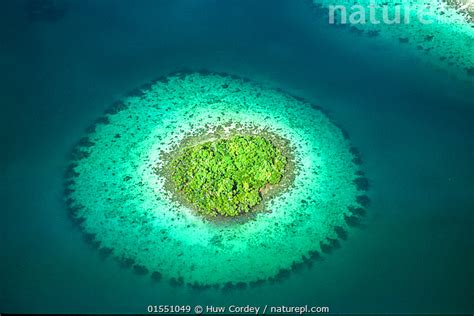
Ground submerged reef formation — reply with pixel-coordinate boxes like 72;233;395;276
310;0;474;80
64;71;369;287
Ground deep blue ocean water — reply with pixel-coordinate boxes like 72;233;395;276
1;0;473;314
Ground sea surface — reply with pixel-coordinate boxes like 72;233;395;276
1;0;473;314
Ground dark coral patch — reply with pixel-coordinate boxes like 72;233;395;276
133;264;149;275
99;247;113;259
353;177;370;191
118;257;135;269
83;233;100;248
399;37;409;43
344;214;362;227
151;271;162;282
356;194;371;207
348;206;366;217
334;226;348;240
105;101;128;115
64;163;79;179
169;277;184;287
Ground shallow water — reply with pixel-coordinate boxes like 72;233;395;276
1;0;473;314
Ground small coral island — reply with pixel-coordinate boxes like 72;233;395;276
170;135;287;217
64;71;370;286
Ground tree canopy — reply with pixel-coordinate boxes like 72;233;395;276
170;135;287;217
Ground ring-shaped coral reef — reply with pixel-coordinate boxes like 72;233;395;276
64;71;370;287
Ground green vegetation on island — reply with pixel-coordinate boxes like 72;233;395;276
170;135;287;217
